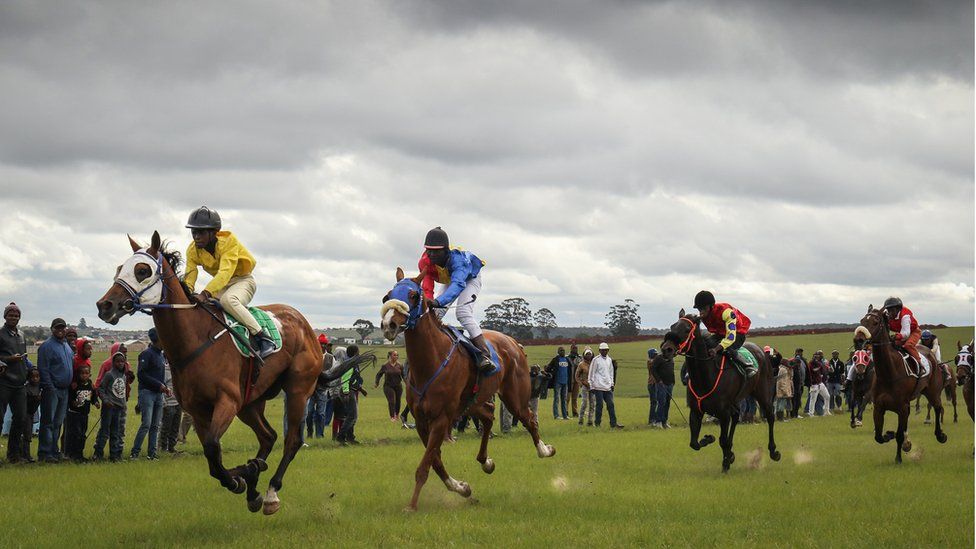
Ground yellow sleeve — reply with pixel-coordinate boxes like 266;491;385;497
720;308;737;350
183;244;199;293
204;238;240;294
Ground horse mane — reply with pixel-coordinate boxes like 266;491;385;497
157;240;193;300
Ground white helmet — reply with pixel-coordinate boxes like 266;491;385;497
599;342;609;350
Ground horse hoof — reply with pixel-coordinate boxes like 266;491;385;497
923;420;931;425
902;440;912;452
247;495;264;513
262;499;280;515
729;453;735;464
701;435;715;446
481;459;495;474
403;505;417;513
937;433;948;444
229;477;246;494
457;482;472;498
770;450;781;462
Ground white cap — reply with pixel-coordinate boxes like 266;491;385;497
599;342;609;350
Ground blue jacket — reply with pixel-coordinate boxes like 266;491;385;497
433;250;483;307
37;337;73;390
137;346;167;393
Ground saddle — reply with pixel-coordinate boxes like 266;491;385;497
897;349;929;379
441;325;502;377
214;303;283;358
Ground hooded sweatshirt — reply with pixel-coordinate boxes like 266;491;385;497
98;354;129;408
95;343;133;398
72;340;91;377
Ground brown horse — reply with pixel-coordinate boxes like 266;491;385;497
661;310;780;473
918;366;958;424
380;268;554;511
848;332;875;428
96;232;321;514
956;340;975;422
857;305;947;463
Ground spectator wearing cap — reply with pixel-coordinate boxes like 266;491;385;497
130;328;171;460
651;348;676;429
646;348;659;425
0;302;33;463
588;343;623;429
37;317;74;462
64;327;78;356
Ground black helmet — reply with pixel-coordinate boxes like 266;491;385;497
883;296;903;311
424;226;449;249
693;290;715;309
186;206;221;230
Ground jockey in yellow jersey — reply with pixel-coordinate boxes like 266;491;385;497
183;206;276;361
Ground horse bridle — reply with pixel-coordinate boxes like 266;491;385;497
673;317;698;356
114;250;195;315
860;309;894;346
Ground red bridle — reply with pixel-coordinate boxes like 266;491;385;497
675;317;727;413
675;317;697;355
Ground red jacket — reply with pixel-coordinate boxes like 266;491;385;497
702;303;751;337
887;306;918;334
72;339;91;378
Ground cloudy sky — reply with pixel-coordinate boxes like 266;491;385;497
1;1;973;332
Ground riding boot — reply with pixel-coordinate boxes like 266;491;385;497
251;328;276;360
725;349;757;378
470;335;495;375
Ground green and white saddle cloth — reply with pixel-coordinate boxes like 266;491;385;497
223;307;283;357
733;347;759;373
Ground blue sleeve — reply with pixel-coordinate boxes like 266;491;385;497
36;342;52;387
434;252;472;307
138;351;165;390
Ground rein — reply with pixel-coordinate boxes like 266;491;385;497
673;317;726;413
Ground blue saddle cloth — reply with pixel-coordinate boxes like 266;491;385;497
441;326;502;377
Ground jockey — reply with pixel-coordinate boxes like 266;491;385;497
882;297;922;364
693;290;757;378
183;206;276;361
920;329;941;363
417;227;492;374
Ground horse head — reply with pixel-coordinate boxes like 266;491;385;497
852;349;873;377
380;267;425;341
96;231;182;324
661;308;701;358
857;304;890;345
955;340;974;383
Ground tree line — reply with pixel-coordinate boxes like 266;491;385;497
481;297;641;340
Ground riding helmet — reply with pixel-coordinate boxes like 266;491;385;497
882;296;903;311
424;226;449;250
921;329;933;339
186;206;222;230
648;348;658;359
693;290;715;309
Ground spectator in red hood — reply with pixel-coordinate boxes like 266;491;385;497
73;339;92;377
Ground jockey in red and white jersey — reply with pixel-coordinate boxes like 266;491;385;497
883;297;922;363
693;290;757;378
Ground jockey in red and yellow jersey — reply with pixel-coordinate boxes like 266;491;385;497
693;290;757;378
883;296;922;362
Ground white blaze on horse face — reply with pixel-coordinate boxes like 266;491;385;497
116;249;163;305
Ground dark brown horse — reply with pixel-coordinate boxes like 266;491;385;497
857;305;946;463
848;331;875;428
96;232;321;514
661;310;780;473
918;366;958;424
380;268;554;511
956;340;975;422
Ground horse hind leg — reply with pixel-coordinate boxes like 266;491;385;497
263;387;311;516
758;397;781;461
500;387;554;458
469;402;497;474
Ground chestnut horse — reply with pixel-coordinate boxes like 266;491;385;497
96;232;321;514
857;305;946;464
661;310;780;473
380;268;554;511
956;341;975;422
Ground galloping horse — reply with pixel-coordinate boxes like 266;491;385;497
919;367;958;425
96;232;321;514
857;305;946;463
661;310;780;473
956;341;975;422
380;268;554;511
848;329;875;428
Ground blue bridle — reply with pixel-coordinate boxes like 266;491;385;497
387;278;425;330
114;251;191;315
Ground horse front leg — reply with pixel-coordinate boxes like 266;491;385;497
874;404;893;444
895;405;910;463
407;415;451;511
688;408;713;450
718;412;733;472
196;398;245;495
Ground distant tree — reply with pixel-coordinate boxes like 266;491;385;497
605;299;641;337
574;332;591;340
481;304;508;333
353;319;375;342
533;308;557;339
78;318;88;329
480;298;534;340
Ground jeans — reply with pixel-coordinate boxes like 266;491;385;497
131;389;164;457
160;406;182;452
647;383;658;423
0;384;26;460
551;382;568;419
592;390;618;427
740;396;757;418
93;404;127;458
306;390;330;438
655;384;674;425
337;393;358;441
827;382;843;409
38;387;68;459
98;406;125;460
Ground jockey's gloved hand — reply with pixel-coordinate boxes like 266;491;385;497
192;290;212;304
425;298;440;310
708;345;722;358
894;333;905;345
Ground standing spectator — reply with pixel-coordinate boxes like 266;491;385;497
575;349;594;426
92;343;132;460
37;318;74;463
336;345;364;445
178;410;195;445
775;359;794;421
131;329;171;460
23;368;42;462
159;357;182;454
0;302;32;463
64;327;79;355
307;334;334;439
375;350;404;422
546;347;572;419
827;350;845;411
652;350;676;429
568;344;581;417
97;351;129;462
64;366;98;462
646;349;659;425
588;343;623;429
791;348;807;419
806;351;832;416
528;364;550;423
399;360;413;428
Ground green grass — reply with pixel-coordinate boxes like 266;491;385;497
2;327;972;547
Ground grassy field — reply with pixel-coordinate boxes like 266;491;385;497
1;327;972;547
